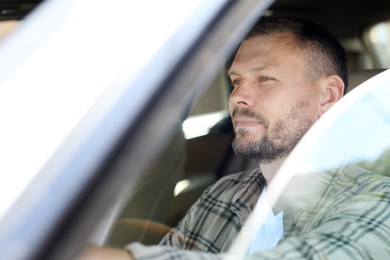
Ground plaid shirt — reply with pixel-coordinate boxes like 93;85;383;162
127;165;390;259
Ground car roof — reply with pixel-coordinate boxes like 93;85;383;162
0;0;42;20
2;0;390;39
269;0;390;39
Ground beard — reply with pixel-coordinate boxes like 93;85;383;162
232;102;314;163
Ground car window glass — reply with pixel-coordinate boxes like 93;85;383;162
228;69;390;256
86;65;235;248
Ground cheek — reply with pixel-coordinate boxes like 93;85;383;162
228;99;235;115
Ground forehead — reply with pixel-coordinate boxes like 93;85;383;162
241;32;297;54
229;33;300;73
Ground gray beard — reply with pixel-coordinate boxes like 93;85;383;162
232;116;313;163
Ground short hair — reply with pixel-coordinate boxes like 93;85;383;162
246;17;348;94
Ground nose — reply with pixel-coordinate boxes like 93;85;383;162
229;80;256;108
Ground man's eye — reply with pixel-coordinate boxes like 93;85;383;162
232;79;241;85
259;76;271;82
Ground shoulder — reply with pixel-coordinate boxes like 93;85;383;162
336;164;390;191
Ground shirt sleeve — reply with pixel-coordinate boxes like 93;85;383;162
157;175;246;252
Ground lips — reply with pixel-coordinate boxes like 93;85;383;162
233;118;262;128
231;108;269;129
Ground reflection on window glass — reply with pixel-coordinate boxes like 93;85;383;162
356;147;390;176
300;82;390;173
230;70;390;258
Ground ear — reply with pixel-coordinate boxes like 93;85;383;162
318;75;345;117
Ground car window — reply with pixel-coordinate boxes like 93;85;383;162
228;69;390;256
2;0;390;259
0;0;275;259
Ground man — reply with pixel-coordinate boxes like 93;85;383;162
78;17;390;259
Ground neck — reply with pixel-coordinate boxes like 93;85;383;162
259;157;286;184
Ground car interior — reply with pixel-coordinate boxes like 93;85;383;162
1;0;389;258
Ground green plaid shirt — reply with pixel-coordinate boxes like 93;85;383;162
127;165;390;259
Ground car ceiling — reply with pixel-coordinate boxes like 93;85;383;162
1;0;390;39
268;0;390;39
0;0;43;20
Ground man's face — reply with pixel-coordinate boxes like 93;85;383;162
228;33;322;163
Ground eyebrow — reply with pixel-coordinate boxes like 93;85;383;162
227;66;268;76
227;68;237;76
